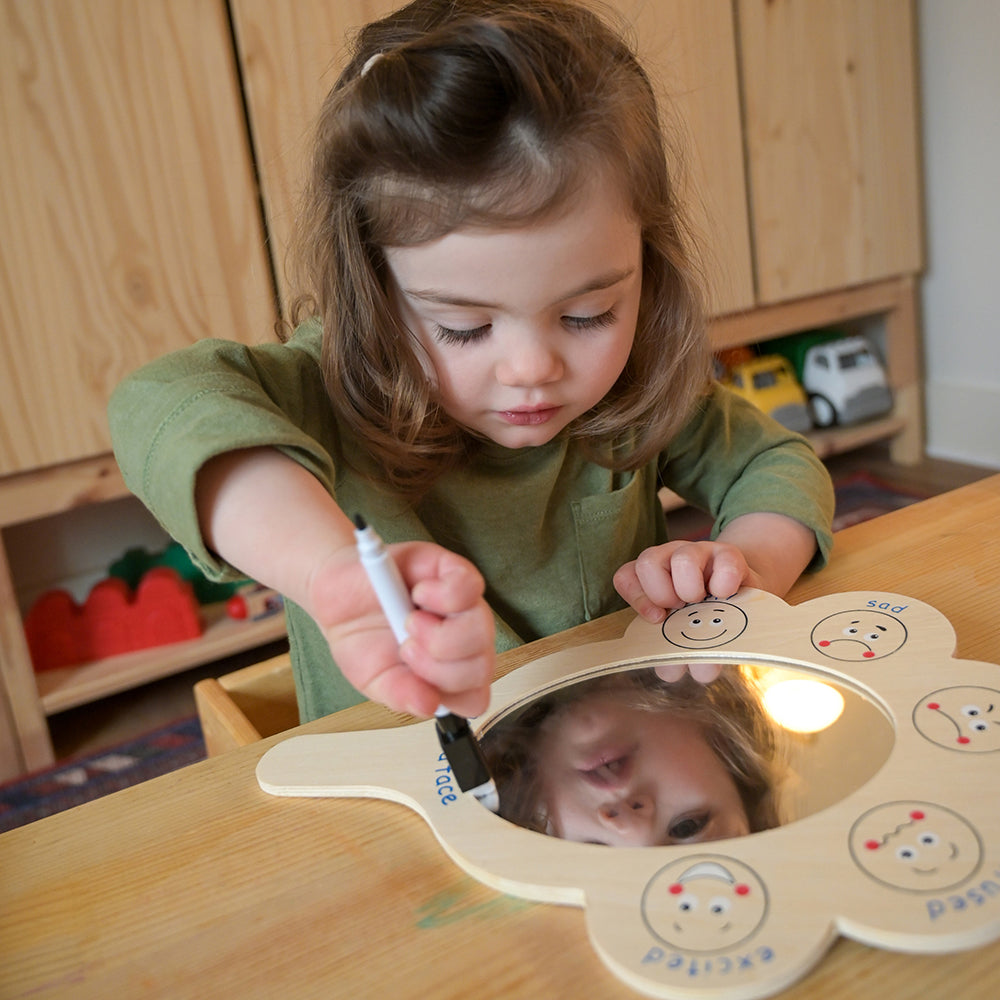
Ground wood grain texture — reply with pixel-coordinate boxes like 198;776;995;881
232;0;755;317
612;0;755;315
0;539;45;775
255;586;1000;997
0;0;276;475
0;453;128;528
230;0;400;308
738;0;923;303
2;476;1000;999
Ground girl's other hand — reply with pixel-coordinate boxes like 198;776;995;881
654;661;724;684
612;540;763;624
306;541;496;719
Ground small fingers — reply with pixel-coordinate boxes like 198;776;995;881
687;661;724;684
628;543;711;610
628;542;752;610
362;661;443;719
654;662;688;682
613;562;676;623
400;601;495;717
659;546;713;605
404;548;486;615
654;661;724;685
703;548;748;604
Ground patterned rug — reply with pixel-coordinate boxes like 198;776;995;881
0;715;205;833
675;470;929;542
830;470;928;531
0;471;928;834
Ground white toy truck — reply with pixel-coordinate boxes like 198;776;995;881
766;331;893;428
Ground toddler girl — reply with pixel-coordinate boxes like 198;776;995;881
109;0;834;722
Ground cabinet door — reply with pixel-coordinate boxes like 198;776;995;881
233;0;755;319
231;0;400;313
0;0;275;477
612;0;755;316
738;0;923;304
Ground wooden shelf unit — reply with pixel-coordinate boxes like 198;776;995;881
0;1;926;782
709;276;923;465
0;457;289;779
36;603;287;717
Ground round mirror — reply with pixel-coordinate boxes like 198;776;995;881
479;662;893;846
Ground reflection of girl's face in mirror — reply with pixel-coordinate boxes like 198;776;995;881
535;692;751;847
481;668;784;845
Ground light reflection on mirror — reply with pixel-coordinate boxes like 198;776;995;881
479;662;894;846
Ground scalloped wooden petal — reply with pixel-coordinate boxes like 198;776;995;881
257;589;1000;999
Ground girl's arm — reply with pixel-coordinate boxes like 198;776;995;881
197;447;495;717
613;511;816;623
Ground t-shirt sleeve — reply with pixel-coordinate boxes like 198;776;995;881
107;323;336;580
660;382;836;570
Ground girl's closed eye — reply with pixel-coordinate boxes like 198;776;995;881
564;308;616;331
433;308;616;346
434;322;492;345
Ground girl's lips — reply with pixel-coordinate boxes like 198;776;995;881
498;406;561;426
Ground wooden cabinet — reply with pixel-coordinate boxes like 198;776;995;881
0;0;277;477
738;0;923;304
229;0;408;312
231;0;922;352
0;0;926;780
613;0;756;316
0;0;279;777
627;0;924;464
231;0;759;317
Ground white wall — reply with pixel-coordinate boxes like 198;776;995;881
918;0;1000;467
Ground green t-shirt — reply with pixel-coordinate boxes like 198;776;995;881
109;323;834;721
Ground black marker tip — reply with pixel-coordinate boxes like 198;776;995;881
352;514;367;530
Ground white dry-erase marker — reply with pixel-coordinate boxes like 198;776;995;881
352;515;500;813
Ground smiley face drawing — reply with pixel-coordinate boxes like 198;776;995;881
810;610;908;661
662;600;748;650
849;802;983;892
914;687;1000;752
641;856;768;952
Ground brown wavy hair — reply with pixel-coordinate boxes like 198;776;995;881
289;0;711;499
480;667;787;838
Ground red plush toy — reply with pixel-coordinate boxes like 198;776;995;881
24;567;203;671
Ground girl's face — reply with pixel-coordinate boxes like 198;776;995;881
534;689;751;847
384;179;642;449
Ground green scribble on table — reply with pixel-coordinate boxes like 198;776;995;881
415;885;536;929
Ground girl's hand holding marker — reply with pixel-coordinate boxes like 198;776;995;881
354;515;500;812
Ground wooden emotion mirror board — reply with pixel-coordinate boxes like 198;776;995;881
257;589;1000;999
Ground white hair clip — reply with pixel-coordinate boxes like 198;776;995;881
361;52;385;77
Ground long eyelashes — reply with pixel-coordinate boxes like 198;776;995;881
433;308;617;346
565;308;617;331
433;323;490;345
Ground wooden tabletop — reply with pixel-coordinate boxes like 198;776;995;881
3;474;999;1000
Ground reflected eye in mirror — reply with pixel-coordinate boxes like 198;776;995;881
479;661;894;846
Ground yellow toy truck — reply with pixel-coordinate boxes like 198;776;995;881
722;355;812;433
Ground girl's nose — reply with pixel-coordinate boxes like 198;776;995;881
495;332;563;387
597;795;657;845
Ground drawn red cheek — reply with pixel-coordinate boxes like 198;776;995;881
958;736;971;744
927;702;940;710
735;884;750;896
865;840;880;851
910;810;925;821
863;651;875;658
669;884;683;895
818;640;831;647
